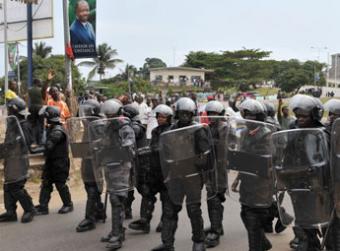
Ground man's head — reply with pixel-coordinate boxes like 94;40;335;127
282;106;289;117
175;97;196;125
33;79;42;87
49;86;60;101
75;0;90;23
154;104;173;126
239;99;266;122
9;80;17;92
324;99;340;125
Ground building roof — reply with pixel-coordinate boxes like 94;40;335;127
149;67;214;73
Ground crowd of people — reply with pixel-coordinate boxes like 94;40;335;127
1;78;340;251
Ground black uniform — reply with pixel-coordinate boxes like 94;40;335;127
0;117;35;223
37;124;73;214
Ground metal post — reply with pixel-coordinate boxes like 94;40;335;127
335;55;337;88
17;42;21;94
27;3;33;88
63;0;72;92
4;0;8;96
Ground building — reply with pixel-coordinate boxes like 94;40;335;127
327;53;340;87
149;67;213;87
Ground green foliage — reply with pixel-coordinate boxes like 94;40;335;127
139;58;167;80
19;55;85;94
78;43;123;81
33;42;52;59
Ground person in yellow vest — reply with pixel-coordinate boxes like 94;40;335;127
5;80;18;102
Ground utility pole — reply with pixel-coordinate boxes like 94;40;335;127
27;2;33;88
63;0;72;92
3;0;9;96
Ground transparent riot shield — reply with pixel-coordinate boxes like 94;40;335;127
226;118;276;208
331;118;340;218
3;116;30;184
195;116;229;193
89;117;135;194
272;128;332;229
66;117;100;184
159;124;217;206
226;118;275;178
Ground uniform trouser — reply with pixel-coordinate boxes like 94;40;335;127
84;182;102;222
39;157;72;208
332;217;340;251
3;179;34;214
28;105;44;145
207;190;226;234
110;193;126;237
161;193;205;247
240;205;270;251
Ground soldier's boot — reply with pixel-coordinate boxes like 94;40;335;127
56;183;74;214
241;210;266;251
275;206;293;234
35;182;52;215
0;192;17;222
193;242;206;251
77;185;98;232
187;204;205;250
13;189;36;223
106;196;125;250
205;198;224;248
129;197;155;233
124;190;134;220
290;227;306;250
151;218;177;251
264;203;275;233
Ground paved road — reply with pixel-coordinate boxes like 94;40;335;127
0;182;294;251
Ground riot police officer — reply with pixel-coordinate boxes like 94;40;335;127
284;94;330;251
152;97;213;251
0;97;36;223
75;99;106;232
122;103;147;220
203;100;228;248
35;106;74;215
231;98;274;251
94;99;135;250
129;104;173;233
324;99;340;133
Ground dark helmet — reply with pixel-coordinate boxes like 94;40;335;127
289;94;324;121
154;104;173;117
262;101;276;117
324;99;340;115
79;99;101;117
100;99;123;117
205;100;225;115
123;103;139;119
43;106;61;123
239;98;266;121
7;97;30;117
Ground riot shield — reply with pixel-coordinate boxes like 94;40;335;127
195;116;229;193
89;117;135;194
159;124;217;206
3;115;30;184
272;128;332;228
331;118;340;218
66;117;100;184
226;118;276;178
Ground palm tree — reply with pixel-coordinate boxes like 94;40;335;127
33;42;52;58
78;43;123;81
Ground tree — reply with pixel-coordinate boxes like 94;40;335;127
139;57;167;79
19;55;85;94
33;42;52;59
78;43;123;81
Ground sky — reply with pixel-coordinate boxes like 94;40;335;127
1;0;340;79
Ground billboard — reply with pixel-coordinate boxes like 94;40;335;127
0;0;54;43
69;0;96;58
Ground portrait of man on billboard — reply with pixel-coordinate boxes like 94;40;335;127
69;0;96;58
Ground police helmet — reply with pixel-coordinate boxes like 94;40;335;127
154;104;173;117
324;99;340;115
7;97;30;116
100;99;123;117
205;100;225;115
80;99;101;117
289;94;324;121
123;103;139;119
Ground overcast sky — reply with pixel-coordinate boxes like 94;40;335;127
1;0;340;78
